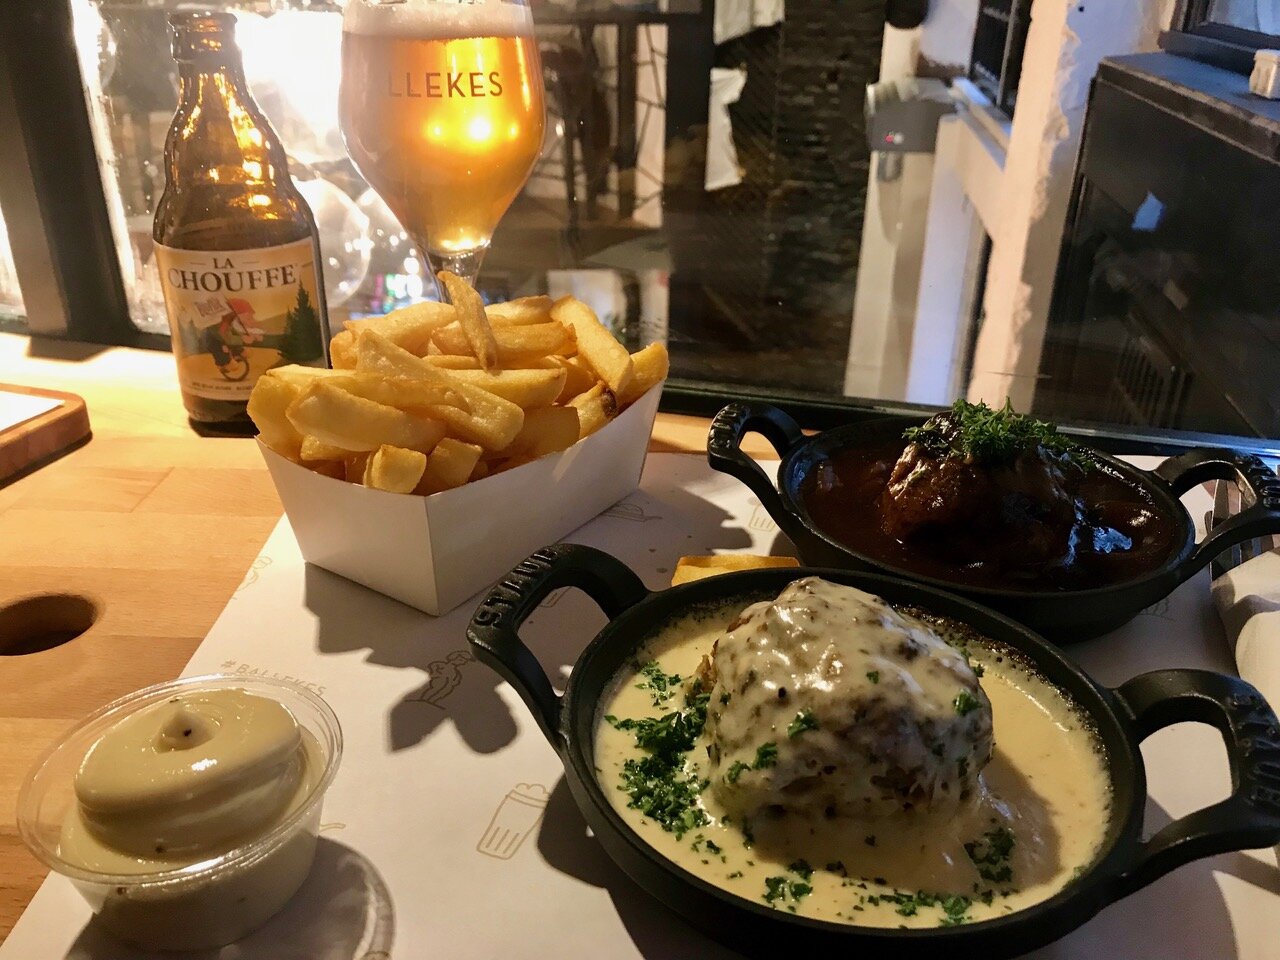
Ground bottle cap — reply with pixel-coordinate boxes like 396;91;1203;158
169;10;239;62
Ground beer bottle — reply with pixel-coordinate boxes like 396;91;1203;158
154;10;329;432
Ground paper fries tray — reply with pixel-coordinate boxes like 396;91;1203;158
259;385;662;615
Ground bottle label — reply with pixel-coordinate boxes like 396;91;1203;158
155;239;326;401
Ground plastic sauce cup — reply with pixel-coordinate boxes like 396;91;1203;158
17;674;343;951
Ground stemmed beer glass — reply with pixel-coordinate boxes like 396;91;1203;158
339;0;545;290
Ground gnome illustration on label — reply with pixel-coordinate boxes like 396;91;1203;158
199;296;264;380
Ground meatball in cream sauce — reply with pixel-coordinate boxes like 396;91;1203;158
596;579;1111;928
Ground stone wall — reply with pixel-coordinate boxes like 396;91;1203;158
667;1;885;391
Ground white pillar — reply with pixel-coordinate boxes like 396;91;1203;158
966;0;1169;410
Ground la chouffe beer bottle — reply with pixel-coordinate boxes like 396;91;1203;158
154;11;328;431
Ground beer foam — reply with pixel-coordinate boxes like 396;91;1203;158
343;0;534;38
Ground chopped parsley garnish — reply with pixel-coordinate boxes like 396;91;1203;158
940;895;973;926
618;756;707;838
763;876;789;905
787;710;819;738
866;670;880;684
860;889;973;925
903;398;1090;468
762;863;815;908
953;690;981;716
607;690;709;756
787;859;813;881
611;685;712;839
692;836;723;856
635;661;683;707
754;741;778;768
965;826;1015;885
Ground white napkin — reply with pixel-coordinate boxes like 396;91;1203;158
0;390;60;432
1212;548;1280;709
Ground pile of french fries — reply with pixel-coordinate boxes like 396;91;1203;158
247;272;669;496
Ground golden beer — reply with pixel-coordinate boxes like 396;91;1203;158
340;7;544;261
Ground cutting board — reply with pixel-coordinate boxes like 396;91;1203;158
0;383;90;485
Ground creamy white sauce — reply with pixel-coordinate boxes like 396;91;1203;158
61;687;322;875
595;590;1111;928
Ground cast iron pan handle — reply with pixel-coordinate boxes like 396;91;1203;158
1153;448;1280;580
707;402;807;541
1110;669;1280;895
467;543;650;749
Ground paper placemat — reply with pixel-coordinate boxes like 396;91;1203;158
5;454;1276;960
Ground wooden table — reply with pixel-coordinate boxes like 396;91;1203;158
0;331;769;938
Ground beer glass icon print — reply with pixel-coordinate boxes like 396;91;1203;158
476;783;549;859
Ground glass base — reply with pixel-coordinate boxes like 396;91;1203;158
415;240;489;296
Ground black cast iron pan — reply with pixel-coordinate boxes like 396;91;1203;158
706;401;1280;642
467;543;1280;960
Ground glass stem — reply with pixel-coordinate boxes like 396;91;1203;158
419;242;489;299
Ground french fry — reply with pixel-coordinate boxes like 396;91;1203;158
420;355;482;370
247;375;304;459
330;329;357;369
354;331;524;449
618;341;670;407
344;301;455;356
550;297;633;394
431;321;571;365
263;364;341;387
438;270;498;370
422;352;563;371
444;367;566;408
670;554;800;587
568;382;617;439
418;438;483;494
486;295;553;325
300;434;351;462
501;406;580;459
252;286;661;496
552;355;598;403
363;444;428;493
325;372;469;414
287;381;446;453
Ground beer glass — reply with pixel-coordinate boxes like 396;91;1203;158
339;0;545;290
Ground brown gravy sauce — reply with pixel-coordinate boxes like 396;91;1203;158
800;442;1179;591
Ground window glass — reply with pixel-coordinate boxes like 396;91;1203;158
61;0;1280;451
1206;0;1280;34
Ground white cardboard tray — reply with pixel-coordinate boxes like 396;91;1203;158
260;383;662;616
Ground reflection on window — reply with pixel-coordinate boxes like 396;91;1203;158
1207;0;1280;33
0;200;24;324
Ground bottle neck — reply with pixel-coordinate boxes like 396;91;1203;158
168;57;292;192
177;55;247;91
